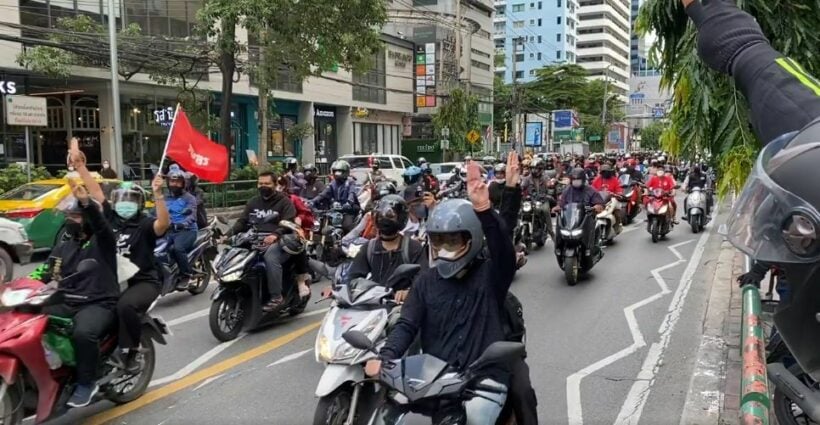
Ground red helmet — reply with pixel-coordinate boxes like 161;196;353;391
626;159;637;167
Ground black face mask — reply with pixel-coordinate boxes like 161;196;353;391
413;204;428;220
602;171;614;179
377;219;403;239
170;186;183;196
334;173;347;183
258;187;275;199
64;221;85;239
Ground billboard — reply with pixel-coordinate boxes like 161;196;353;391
525;122;543;147
553;109;577;129
414;43;436;108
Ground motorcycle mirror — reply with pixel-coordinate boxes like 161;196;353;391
385;264;422;288
467;341;525;371
342;330;375;351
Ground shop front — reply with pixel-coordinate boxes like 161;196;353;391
266;99;300;161
351;108;404;156
313;105;337;168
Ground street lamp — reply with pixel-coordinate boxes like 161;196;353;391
601;63;615;125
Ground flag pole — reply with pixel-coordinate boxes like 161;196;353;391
157;103;181;175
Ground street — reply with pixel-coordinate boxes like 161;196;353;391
12;199;726;425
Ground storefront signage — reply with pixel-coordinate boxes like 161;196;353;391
416;143;437;153
315;108;335;118
5;95;47;126
388;50;412;68
153;106;175;127
0;81;18;95
414;43;436;108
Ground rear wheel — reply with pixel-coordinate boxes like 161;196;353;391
209;294;245;342
313;387;353;425
565;256;579;286
105;334;156;404
0;381;24;425
773;373;820;425
188;258;212;295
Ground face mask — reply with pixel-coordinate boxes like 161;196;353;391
64;221;84;239
377;219;403;239
103;162;110;169
437;247;464;260
602;171;613;179
657;170;665;177
495;177;505;184
258;186;274;198
334;172;346;183
114;201;140;219
170;186;183;196
572;179;583;188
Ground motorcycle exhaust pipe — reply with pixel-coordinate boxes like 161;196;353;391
768;362;820;422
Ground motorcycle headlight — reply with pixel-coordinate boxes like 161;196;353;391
522;202;532;212
0;288;33;307
317;335;332;363
220;270;244;282
571;229;583;237
658;205;668;215
535;201;543;208
560;229;570;236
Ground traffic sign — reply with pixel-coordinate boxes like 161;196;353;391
589;135;601;142
467;130;481;144
440;139;450;150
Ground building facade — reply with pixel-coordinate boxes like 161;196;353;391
0;0;416;174
576;0;631;95
629;0;657;74
494;0;578;84
626;72;670;142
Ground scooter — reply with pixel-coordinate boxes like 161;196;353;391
341;330;524;425
209;215;310;342
619;174;643;224
0;259;168;424
155;225;215;297
555;202;603;286
313;264;421;425
684;186;709;234
596;191;622;245
645;188;676;243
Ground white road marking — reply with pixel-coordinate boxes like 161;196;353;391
613;226;713;425
166;308;210;327
149;334;247;387
267;348;313;367
566;232;700;425
192;373;225;391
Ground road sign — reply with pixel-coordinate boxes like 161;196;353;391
467;130;480;144
440;139;450;150
6;95;47;127
653;107;665;118
588;135;601;142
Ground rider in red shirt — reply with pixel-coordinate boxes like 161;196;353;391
591;164;624;195
645;166;678;223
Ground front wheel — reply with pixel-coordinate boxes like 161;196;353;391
105;333;156;404
313;387;353;425
0;248;12;285
773;378;820;425
188;258;212;295
649;218;660;243
209;294;246;342
0;381;24;425
565;256;579;286
690;216;702;234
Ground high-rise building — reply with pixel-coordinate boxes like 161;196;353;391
493;0;578;84
630;0;657;75
575;0;631;95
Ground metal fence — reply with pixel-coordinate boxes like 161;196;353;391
197;180;258;209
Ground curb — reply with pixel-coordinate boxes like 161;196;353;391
680;240;739;425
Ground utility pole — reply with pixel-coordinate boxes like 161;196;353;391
511;36;525;155
455;0;462;86
107;0;123;173
601;64;612;125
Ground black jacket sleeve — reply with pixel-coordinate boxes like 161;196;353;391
273;198;298;237
230;202;253;236
499;186;522;239
82;201;117;272
346;242;371;281
477;209;516;300
380;275;426;360
685;1;820;144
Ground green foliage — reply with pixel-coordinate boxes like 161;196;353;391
432;87;481;153
229;164;261;181
0;165;53;195
17;47;73;79
286;123;314;144
638;0;820;195
638;121;667;151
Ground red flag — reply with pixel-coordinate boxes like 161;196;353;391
164;107;229;183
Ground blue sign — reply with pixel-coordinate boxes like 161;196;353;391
653;107;665;118
553;110;573;129
525;122;543;147
629;92;645;100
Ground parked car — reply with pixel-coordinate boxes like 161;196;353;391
430;162;463;183
339;154;414;187
0;217;32;283
0;176;152;251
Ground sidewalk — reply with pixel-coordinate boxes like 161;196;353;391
680;240;747;425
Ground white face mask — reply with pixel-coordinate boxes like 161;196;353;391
102;162;110;169
495;177;505;184
571;179;583;188
657;170;665;177
437;248;463;260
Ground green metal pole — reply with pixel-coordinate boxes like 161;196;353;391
740;283;770;425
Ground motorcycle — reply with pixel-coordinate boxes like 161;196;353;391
596;191;622;245
684;186;709;234
309;202;348;269
645;188;676;243
0;259;168;424
209;215;310;342
313;264;421;425
555;203;603;286
154;225;216;297
341;330;524;425
619;174;643;224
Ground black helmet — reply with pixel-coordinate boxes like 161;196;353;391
331;160;350;182
600;164;614;178
726;120;820;379
110;182;145;220
303;163;317;180
373;181;397;201
374;194;408;239
426;199;484;279
570;167;586;182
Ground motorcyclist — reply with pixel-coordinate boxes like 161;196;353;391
229;171;300;312
300;163;326;200
681;0;820;379
682;164;714;218
417;157;428;168
623;159;644;183
165;166;198;286
368;159;386;184
310;160;360;233
365;161;521;425
419;162;439;194
489;163;506;209
553;168;605;213
341;181;397;246
29;180;118;408
187;173;208;229
645;165;678;223
591;164;625;232
402;165;423;189
521;159;556;241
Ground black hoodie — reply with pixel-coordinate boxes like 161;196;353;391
231;192;297;236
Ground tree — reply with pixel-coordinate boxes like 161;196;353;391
638;0;819;194
638;120;666;151
432;87;480;158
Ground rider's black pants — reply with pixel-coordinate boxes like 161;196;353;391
117;280;160;349
44;303;115;385
506;356;539;425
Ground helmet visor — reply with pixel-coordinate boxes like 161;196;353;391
429;232;471;261
727;136;820;263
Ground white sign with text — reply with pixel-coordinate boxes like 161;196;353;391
6;95;47;127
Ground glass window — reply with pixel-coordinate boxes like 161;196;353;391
0;184;62;200
537;52;542;60
515;71;524;79
556;50;562;59
529;53;534;58
538;1;542;8
557;16;561;24
515;53;524;62
401;158;413;168
513;20;525;28
538;35;542;43
512;3;525;11
557;0;561;7
353;50;386;104
557;33;562;42
538;18;542;26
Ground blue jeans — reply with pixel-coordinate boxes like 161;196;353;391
168;229;196;276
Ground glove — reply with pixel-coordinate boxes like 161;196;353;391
684;0;769;75
737;271;764;288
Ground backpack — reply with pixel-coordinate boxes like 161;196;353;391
502;292;526;342
366;235;412;268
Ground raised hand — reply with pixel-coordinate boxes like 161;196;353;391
506;151;520;188
466;161;490;212
67;179;89;206
151;175;164;194
68;137;86;168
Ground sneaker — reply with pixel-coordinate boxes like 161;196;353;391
124;349;141;374
67;383;99;408
262;295;285;312
176;274;192;290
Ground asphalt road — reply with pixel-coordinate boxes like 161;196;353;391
13;197;726;425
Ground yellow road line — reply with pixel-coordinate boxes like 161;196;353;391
84;321;321;425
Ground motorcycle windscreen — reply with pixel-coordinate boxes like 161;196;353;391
773;277;820;381
400;354;450;400
618;174;631;188
560;203;585;230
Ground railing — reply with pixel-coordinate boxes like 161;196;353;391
198;180;258;210
739;281;770;424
